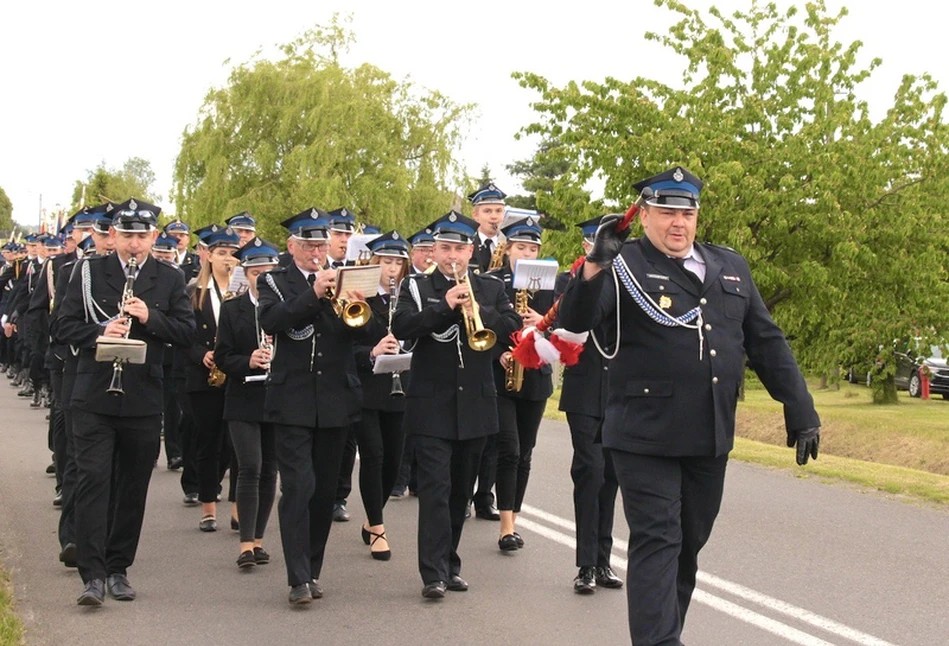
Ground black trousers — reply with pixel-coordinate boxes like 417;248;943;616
177;378;199;495
354;409;405;526
49;370;67;490
610;450;728;646
393;433;417;493
495;397;546;512
72;410;160;583
228;420;278;543
274;424;348;587
335;428;357;504
567;413;618;568
58;403;78;549
189;389;231;504
472;434;497;510
161;369;182;461
414;434;486;585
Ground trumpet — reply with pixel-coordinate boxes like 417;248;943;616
327;272;372;327
505;289;529;392
106;257;138;395
387;277;405;397
451;262;496;352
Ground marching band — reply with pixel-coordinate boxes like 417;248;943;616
1;169;819;646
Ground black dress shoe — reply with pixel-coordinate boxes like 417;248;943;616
60;543;78;568
361;525;371;545
446;575;468;592
595;566;623;589
498;534;519;551
332;502;350;522
77;579;105;606
288;584;312;605
253;547;270;564
53;490;63;507
513;532;524;548
574;566;597;595
230;517;240;531
389;487;406;499
199;515;217;532
421;581;447;599
475;503;500;521
45;462;55;475
237;550;256;569
182;492;200;506
308;579;323;599
106;574;136;601
167;456;183;471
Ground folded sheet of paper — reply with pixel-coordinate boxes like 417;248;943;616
512;259;560;291
336;264;382;297
95;336;147;364
227;266;250;295
345;234;376;265
372;352;413;374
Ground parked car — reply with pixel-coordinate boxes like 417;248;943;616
894;344;949;399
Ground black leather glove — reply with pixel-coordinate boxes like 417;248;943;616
787;427;820;465
585;213;631;269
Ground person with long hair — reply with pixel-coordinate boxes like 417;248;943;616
488;217;555;552
214;237;280;569
352;231;411;561
185;225;241;533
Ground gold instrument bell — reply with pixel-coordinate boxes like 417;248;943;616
451;262;496;352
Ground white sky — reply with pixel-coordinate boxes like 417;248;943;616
2;0;946;225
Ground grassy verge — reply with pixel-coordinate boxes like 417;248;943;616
545;382;949;506
0;557;24;646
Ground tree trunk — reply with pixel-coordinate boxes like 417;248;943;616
872;375;899;404
819;374;828;390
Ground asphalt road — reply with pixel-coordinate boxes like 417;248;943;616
1;384;947;646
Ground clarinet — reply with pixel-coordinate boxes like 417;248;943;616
106;257;138;395
388;278;405;397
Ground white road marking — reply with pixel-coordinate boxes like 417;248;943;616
518;505;899;646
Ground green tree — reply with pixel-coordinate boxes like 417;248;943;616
0;186;13;235
70;157;159;212
514;0;949;403
173;17;472;244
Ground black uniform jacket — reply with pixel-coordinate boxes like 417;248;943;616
28;252;77;362
55;253;195;417
214;292;268;422
391;269;522;441
183;284;228;394
473;235;499;274
558;237;820;457
486;265;554;402
50;257;91;402
257;262;381;429
353;292;408;413
554;271;612;419
179;251;200;282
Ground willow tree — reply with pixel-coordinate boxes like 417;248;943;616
514;0;949;402
174;19;472;244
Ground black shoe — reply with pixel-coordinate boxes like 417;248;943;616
308;579;323;599
574;566;597;595
230;517;240;531
389;487;407;499
447;575;468;592
77;579;105;606
167;456;183;471
332;502;350;522
17;385;33;397
368;529;391;561
60;543;78;568
106;574;136;601
595;566;623;589
199;515;217;532
182;492;199;506
513;532;524;548
421;581;447;599
53;490;63;507
29;390;42;408
253;547;270;564
475;503;500;521
289;584;312;605
237;550;256;569
409;488;418;497
45;462;55;475
361;525;371;545
498;534;519;551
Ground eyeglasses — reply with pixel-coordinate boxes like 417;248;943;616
299;242;328;252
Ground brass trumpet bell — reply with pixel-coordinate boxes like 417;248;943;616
468;327;497;352
334;298;372;328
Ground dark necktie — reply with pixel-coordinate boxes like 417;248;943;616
307;274;316;288
331;260;343;269
672;257;703;290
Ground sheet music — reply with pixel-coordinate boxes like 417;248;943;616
372;352;413;374
336;264;382;297
513;259;559;291
345;234;376;264
227;266;250;295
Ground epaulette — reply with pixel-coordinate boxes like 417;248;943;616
84;254;108;261
267;266;288;274
704;242;741;255
155;258;178;270
478;272;504;284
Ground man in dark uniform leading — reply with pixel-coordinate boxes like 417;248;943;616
392;211;521;599
56;198;195;606
558;167;821;646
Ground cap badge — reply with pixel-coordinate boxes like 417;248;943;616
673;168;684;182
310;209;318;219
225;227;234;235
393;232;399;239
448;213;457;223
129;199;138;210
254;238;262;247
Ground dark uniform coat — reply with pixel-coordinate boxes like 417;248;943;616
183;284;225;393
55;253;195;417
353;292;409;413
391;269;522;440
257;263;379;429
214;291;268;422
179;251;201;282
486;265;554;402
558;237;819;457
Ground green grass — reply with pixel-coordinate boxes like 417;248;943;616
545;382;949;506
0;558;24;646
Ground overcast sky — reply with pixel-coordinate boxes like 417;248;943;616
2;0;946;225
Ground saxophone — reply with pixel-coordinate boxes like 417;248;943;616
487;237;506;271
505;289;529;392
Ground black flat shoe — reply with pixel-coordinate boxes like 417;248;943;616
230;517;240;531
422;581;446;599
237;551;256;569
574;566;596;595
106;574;136;601
361;525;371;546
199;515;217;532
595;565;623;589
77;579;105;606
253;547;270;564
513;532;524;548
368;528;391;561
289;584;312;605
498;534;519;551
45;462;55;475
60;543;77;568
447;575;468;592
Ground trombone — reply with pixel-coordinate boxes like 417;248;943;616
450;262;496;352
